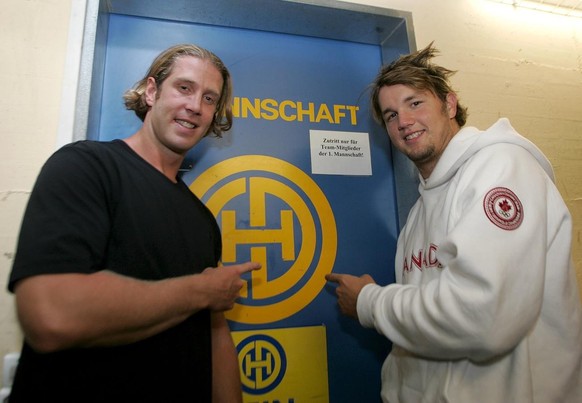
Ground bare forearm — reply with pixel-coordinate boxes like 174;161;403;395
15;271;207;352
212;313;242;403
15;262;260;353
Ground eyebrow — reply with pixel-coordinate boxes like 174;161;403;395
176;78;221;97
381;107;394;117
381;94;419;116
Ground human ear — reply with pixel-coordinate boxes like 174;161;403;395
144;77;158;107
445;92;458;119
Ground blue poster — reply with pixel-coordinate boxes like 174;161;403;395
98;14;401;402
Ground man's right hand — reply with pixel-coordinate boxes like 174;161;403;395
199;262;261;311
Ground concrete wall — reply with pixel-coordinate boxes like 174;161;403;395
1;0;581;386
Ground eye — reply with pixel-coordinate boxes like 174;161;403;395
411;100;422;108
203;95;218;105
384;112;397;123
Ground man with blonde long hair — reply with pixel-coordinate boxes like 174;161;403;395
8;44;259;402
328;43;582;402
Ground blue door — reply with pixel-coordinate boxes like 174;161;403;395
98;13;403;402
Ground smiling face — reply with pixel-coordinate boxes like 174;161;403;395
144;55;224;156
379;84;460;179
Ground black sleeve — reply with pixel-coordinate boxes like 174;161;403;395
8;143;113;292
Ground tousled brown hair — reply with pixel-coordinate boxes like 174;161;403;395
370;42;468;128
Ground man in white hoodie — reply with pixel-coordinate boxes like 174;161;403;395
326;43;582;402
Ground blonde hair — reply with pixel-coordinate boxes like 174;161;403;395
123;44;233;137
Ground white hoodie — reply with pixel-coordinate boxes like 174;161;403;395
358;119;582;402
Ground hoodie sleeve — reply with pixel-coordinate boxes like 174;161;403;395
357;143;559;362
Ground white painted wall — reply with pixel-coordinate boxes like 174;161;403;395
0;0;73;386
1;0;581;387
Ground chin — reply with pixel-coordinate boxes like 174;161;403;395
172;135;204;152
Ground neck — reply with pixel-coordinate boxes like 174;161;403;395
123;130;184;183
418;120;462;180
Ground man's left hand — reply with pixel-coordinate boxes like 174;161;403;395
326;273;375;319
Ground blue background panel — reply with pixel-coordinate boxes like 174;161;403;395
99;14;399;402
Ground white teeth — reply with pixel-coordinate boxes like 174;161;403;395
405;131;422;141
176;119;196;129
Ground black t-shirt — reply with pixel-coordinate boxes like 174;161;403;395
9;140;222;402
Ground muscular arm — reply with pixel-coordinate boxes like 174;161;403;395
14;263;259;353
211;312;242;403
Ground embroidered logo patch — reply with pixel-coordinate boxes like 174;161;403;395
483;187;523;230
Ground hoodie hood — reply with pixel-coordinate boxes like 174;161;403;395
423;118;554;190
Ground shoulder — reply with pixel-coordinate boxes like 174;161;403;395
43;140;128;174
463;142;547;180
34;141;131;196
453;143;556;216
54;140;125;160
462;119;554;181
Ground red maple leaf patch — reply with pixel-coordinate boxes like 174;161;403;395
498;199;512;213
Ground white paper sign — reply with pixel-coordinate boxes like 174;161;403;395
309;130;372;176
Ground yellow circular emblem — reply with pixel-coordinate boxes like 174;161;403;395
190;155;337;323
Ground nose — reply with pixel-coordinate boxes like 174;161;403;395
186;94;203;115
397;110;414;130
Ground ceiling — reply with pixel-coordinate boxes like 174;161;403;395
490;0;582;17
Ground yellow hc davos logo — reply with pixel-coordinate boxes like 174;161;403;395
237;334;286;394
190;155;337;324
232;326;329;401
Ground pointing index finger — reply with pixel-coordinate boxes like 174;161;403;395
235;262;262;274
325;273;342;283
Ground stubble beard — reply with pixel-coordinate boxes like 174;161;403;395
407;144;436;166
